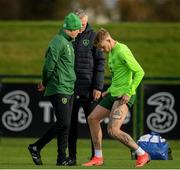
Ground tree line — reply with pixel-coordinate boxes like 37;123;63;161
0;0;179;22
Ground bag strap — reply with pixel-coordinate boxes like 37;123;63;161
148;133;161;143
148;134;153;142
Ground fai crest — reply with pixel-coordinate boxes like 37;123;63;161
62;97;68;104
83;39;89;46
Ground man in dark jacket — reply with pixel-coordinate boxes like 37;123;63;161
28;12;82;166
67;9;105;165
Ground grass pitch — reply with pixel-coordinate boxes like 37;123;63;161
0;22;180;77
0;138;180;169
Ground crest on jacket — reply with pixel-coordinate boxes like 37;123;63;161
61;97;68;104
83;39;89;46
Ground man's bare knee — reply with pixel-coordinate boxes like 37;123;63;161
107;127;119;139
88;115;93;124
88;114;97;124
107;128;113;137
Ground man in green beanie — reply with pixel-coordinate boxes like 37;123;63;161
28;12;82;166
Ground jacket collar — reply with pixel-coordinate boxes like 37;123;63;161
82;23;92;34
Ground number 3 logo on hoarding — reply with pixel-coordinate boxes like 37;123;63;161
146;92;177;133
2;90;32;132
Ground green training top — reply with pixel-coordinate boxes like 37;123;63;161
42;30;76;96
107;42;144;97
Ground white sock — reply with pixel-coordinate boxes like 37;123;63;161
95;149;103;157
135;147;145;156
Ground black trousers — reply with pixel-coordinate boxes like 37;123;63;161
34;93;73;161
68;98;97;159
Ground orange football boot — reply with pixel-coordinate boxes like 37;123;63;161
82;156;104;166
136;152;150;167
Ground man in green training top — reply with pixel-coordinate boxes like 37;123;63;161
28;12;82;166
82;28;150;168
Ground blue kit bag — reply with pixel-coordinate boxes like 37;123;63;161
137;132;169;160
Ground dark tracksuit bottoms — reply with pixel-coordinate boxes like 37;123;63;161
68;98;97;159
34;93;73;161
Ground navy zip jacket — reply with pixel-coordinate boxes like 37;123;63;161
73;24;105;99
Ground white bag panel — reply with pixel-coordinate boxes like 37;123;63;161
138;134;166;143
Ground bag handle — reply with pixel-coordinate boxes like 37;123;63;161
149;131;161;143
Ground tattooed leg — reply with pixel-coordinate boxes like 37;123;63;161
107;102;139;150
117;131;138;150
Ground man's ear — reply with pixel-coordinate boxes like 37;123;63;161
106;38;111;43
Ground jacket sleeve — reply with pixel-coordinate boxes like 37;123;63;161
92;46;105;91
42;45;58;86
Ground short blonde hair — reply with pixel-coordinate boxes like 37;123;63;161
94;28;110;48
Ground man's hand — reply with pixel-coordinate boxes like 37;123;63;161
118;94;130;105
93;89;102;101
102;91;108;98
37;82;45;92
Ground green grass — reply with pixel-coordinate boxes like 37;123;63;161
0;138;180;169
0;21;180;78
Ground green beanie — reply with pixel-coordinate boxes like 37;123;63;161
63;12;82;31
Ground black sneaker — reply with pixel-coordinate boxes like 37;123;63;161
56;158;68;166
28;144;42;165
66;157;77;166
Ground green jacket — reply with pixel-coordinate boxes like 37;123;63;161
42;30;76;96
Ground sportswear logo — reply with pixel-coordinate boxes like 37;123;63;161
83;39;89;46
62;97;68;104
32;155;38;159
67;44;71;55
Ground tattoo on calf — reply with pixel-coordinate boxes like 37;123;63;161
120;133;134;146
122;134;130;144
